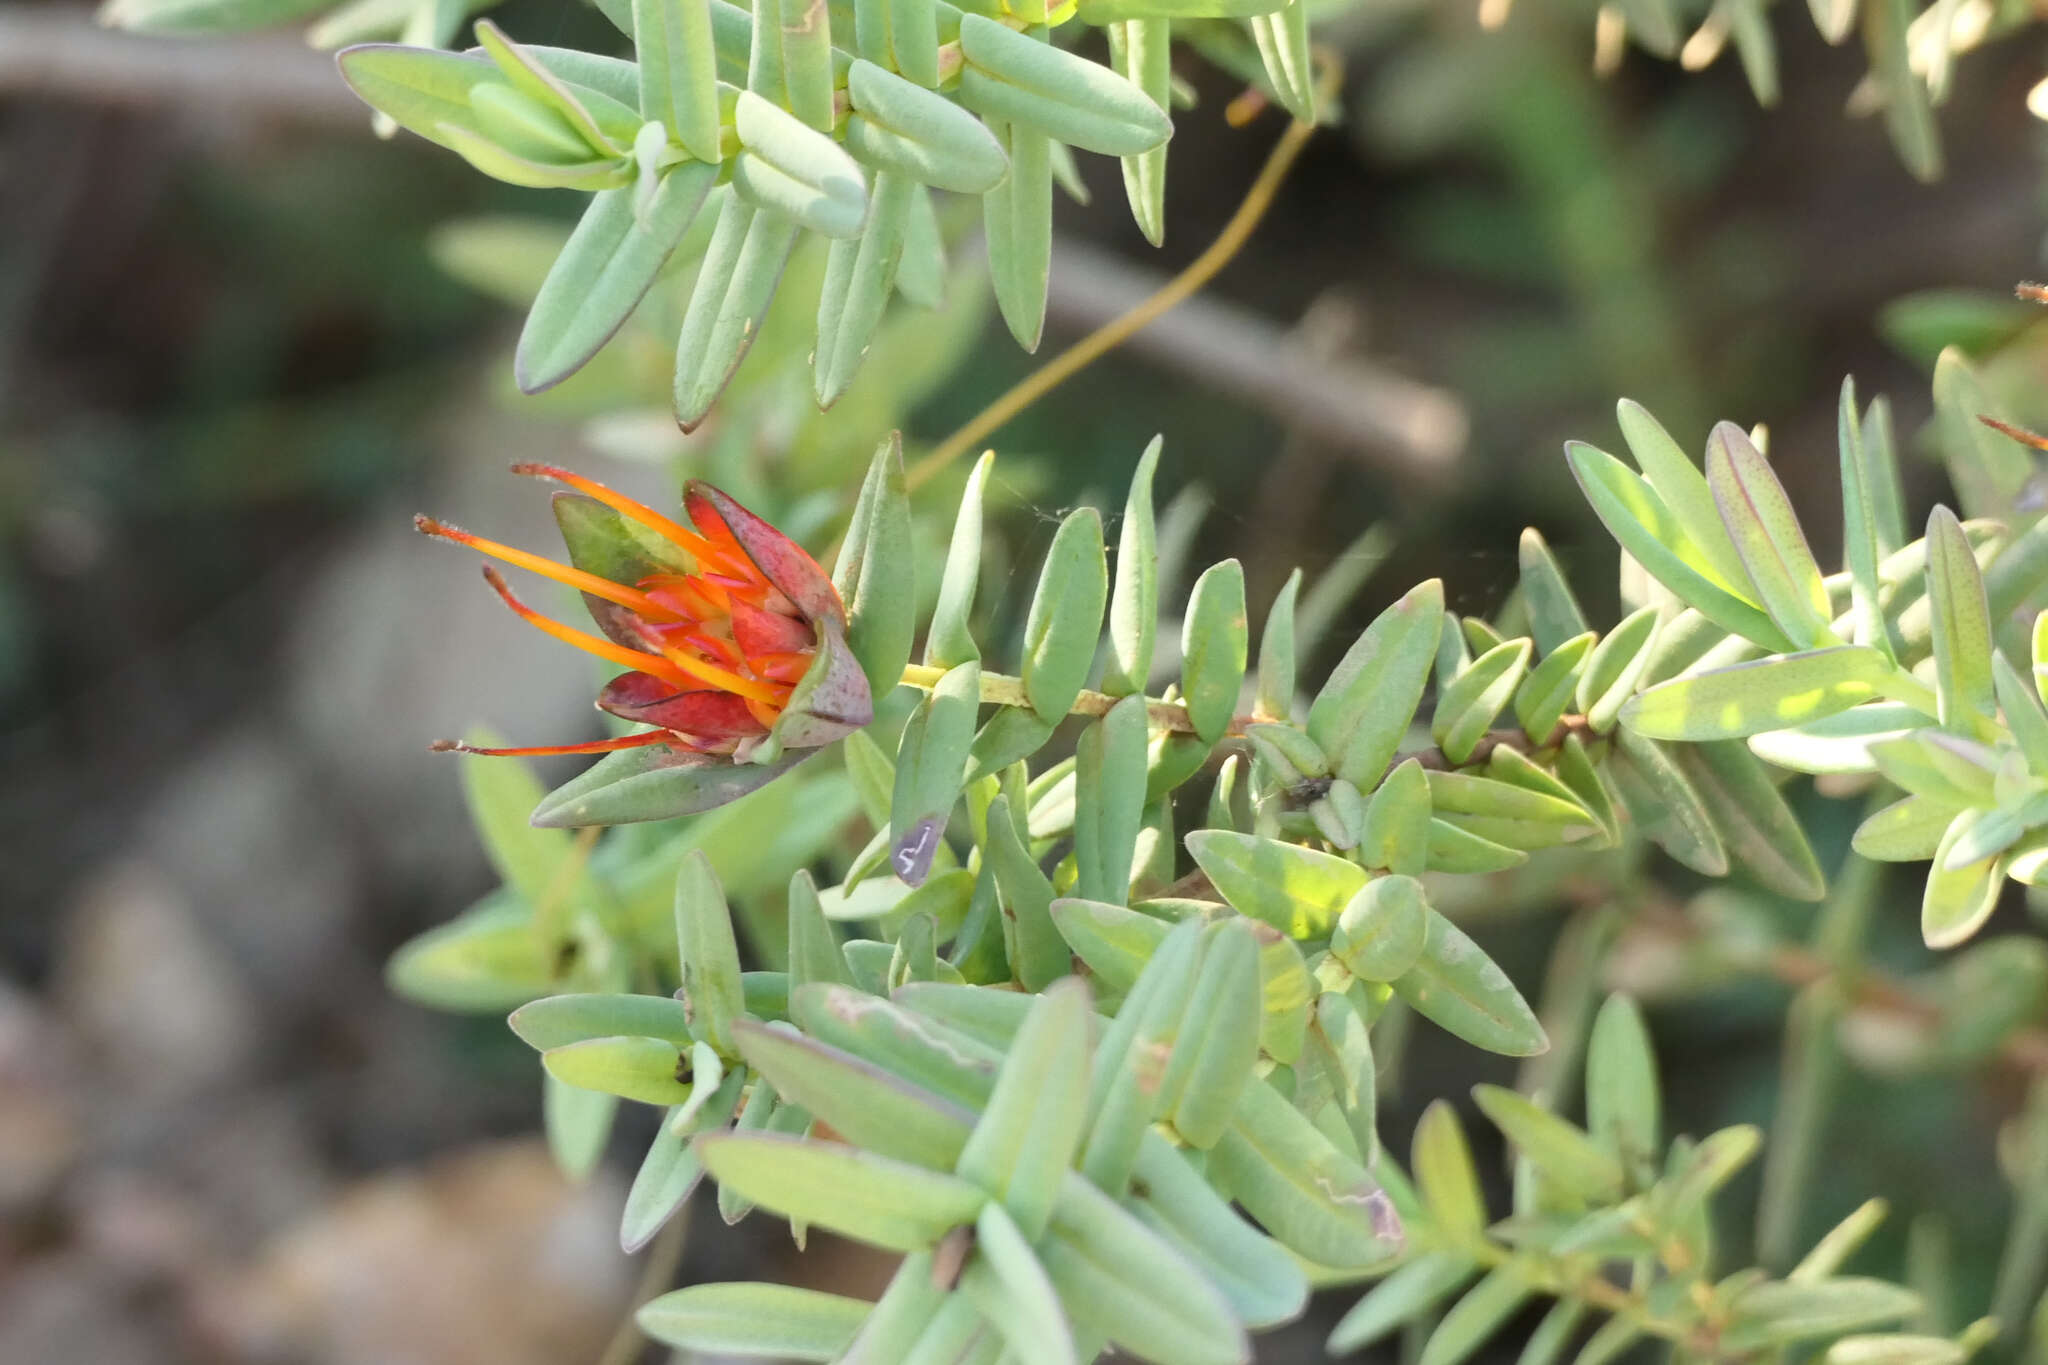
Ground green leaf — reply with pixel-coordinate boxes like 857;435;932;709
1674;740;1826;901
675;849;745;1055
956;978;1092;1237
1182;559;1249;743
1022;508;1110;722
1308;579;1445;786
1414;1099;1487;1242
730;91;869;239
839;1251;947;1363
1328;1253;1479;1353
1921;811;2002;949
1566;441;1793;651
981;115;1053;350
516;164;716;393
1073;694;1150;903
733;1019;973;1169
1050;897;1169;994
1041;1173;1252;1365
1434;639;1531;764
1473;1085;1623;1202
1516;1299;1588;1365
1577;605;1659;734
927;450;992;667
543;1035;695;1106
1256;569;1302;722
1518;529;1590;654
386;895;553;1012
1853;795;1961;862
1393;907;1548;1056
1102;438;1166;696
1622;647;1900;740
1156;920;1263;1148
1516;632;1595;740
1185;829;1366;937
1255;926;1314;1065
1081;919;1202;1193
1617;398;1751;593
1333;875;1429;983
1838;377;1896;660
1420;1266;1536;1365
843;59;1011;193
1863;0;1941;182
791;983;1003;1111
511;992;694;1051
815;171;915;406
1724;1278;1922;1350
961;1201;1077;1365
1707;421;1835;648
638;1283;870;1361
1108;18;1172;245
891;661;980;886
544;1071;617;1181
956;15;1172;156
1586;995;1660;1182
983;793;1066;990
1308;988;1379;1162
1362;758;1433;877
1129;1134;1310;1328
1607;729;1728;875
1213;1078;1403;1269
1748;703;1929;775
622;1104;706;1251
459;743;588;913
697;1133;986;1251
1826;1337;1968;1365
1996;653;2048;774
672;195;799;430
1925;506;1996;735
1425;770;1598;850
839;439;921;703
633;0;721;160
1247;0;1316;121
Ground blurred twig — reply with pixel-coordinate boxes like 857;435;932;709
1042;239;1468;480
0;6;362;122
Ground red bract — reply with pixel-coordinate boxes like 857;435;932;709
418;466;872;823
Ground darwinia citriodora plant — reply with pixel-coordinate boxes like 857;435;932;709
103;0;2048;1354
383;341;2048;1362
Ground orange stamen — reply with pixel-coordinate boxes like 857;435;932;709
417;517;675;622
643;576;726;623
657;641;791;707
511;464;749;575
743;697;782;730
1980;415;2048;454
481;567;693;690
429;730;675;758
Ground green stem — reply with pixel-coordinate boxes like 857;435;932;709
896;662;1211;733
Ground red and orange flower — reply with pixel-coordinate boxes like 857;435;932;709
418;465;872;825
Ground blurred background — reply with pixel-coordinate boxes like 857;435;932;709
4;0;2048;1360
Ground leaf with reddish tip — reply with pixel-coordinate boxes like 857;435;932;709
531;741;812;827
686;481;847;628
772;624;875;750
